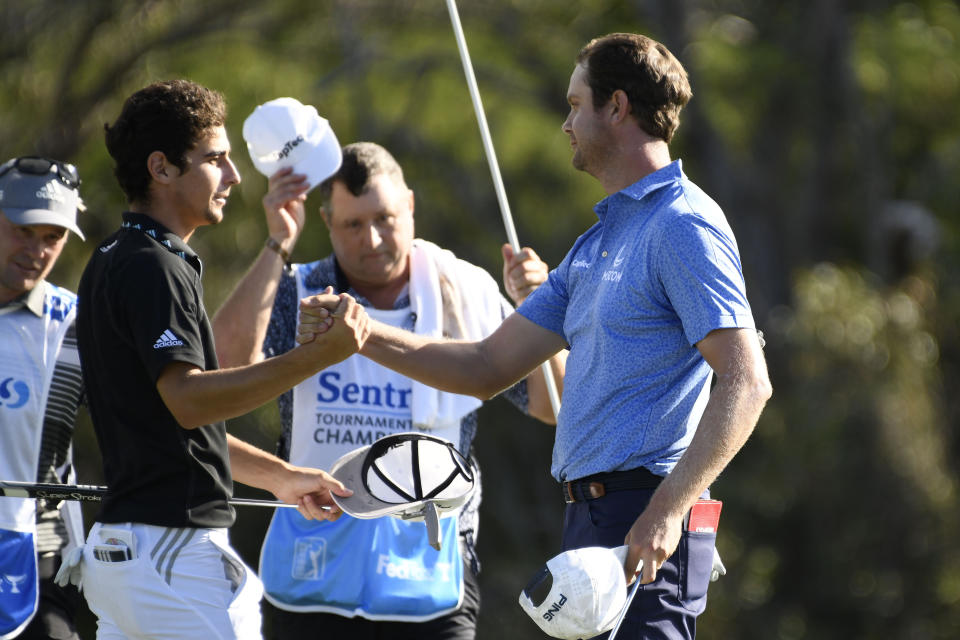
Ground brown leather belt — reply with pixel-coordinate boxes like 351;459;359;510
562;467;663;504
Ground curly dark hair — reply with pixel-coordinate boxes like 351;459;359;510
577;33;692;143
104;79;227;204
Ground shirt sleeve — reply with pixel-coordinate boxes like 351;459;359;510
116;252;208;381
656;214;755;345
516;244;576;342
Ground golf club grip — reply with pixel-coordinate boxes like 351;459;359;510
0;481;106;501
0;480;299;508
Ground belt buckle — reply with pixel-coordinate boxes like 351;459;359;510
587;481;606;499
564;482;576;504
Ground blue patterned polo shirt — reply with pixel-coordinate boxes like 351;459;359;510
519;160;755;481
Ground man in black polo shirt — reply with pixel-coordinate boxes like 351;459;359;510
74;79;368;640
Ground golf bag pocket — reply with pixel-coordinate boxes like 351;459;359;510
679;530;716;612
0;528;38;639
261;509;462;620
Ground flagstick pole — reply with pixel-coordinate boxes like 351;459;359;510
444;0;561;418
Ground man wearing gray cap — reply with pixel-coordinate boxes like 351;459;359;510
0;156;87;639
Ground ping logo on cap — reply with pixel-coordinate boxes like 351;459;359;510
519;545;632;639
542;594;568;621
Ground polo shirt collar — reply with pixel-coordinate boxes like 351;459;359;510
120;212;203;275
0;281;46;317
594;159;684;222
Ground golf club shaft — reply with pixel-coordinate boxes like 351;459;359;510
608;573;642;640
0;480;299;509
445;0;561;418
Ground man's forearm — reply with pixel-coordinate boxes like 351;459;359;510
646;361;772;520
212;245;286;367
228;433;290;494
160;311;363;429
300;295;565;401
158;354;322;429
361;321;506;399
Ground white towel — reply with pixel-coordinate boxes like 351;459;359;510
407;239;511;432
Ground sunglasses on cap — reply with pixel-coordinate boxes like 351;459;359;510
0;156;81;190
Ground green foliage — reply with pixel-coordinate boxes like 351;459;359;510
4;1;960;637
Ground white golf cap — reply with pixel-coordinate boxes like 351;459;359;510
519;545;633;639
329;432;476;550
242;97;342;192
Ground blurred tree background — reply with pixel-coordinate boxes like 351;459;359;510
3;0;959;637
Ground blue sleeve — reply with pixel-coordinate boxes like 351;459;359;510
656;214;755;345
517;239;582;342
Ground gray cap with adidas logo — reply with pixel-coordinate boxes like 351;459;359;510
0;156;85;240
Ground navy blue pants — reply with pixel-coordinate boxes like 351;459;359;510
561;487;716;640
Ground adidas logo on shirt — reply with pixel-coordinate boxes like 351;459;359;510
153;329;184;349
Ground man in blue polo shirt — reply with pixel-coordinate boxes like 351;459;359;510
299;32;771;638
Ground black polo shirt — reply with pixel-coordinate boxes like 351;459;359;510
77;212;234;528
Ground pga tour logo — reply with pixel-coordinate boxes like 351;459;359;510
292;537;326;581
542;593;568;621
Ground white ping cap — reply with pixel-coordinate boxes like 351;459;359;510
519;545;636;639
242;97;342;192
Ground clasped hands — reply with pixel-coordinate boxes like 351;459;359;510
296;286;369;349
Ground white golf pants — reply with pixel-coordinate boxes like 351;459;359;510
81;522;263;640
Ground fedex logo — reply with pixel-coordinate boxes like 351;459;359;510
376;555;452;582
542;593;568;621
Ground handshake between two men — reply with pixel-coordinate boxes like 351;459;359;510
296;287;371;351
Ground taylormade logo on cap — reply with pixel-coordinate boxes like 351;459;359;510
242;97;342;193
